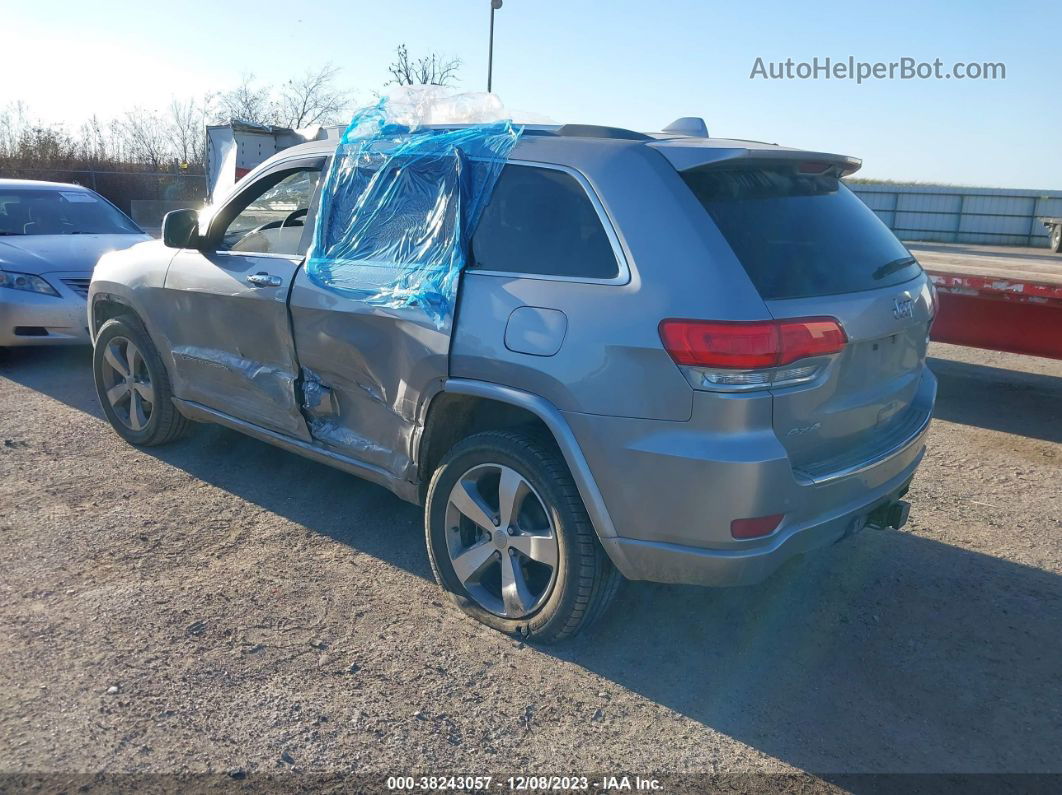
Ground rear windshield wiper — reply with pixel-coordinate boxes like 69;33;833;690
873;256;917;280
0;231;25;236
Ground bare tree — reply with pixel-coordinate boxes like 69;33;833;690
0;101;31;158
103;117;130;163
167;97;215;168
119;107;170;171
277;64;350;129
218;75;278;126
387;44;461;86
76;115;110;163
1;63;356;182
0;103;84;168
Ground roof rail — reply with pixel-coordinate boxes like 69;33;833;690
554;124;652;141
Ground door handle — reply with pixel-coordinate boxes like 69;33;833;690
247;272;282;288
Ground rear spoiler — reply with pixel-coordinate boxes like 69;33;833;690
649;139;862;176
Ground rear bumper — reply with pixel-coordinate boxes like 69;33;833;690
565;370;936;587
0;280;91;347
599;448;922;586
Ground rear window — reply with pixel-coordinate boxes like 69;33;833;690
470;165;619;280
682;166;920;300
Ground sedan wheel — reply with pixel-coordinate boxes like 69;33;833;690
444;463;560;619
99;336;155;432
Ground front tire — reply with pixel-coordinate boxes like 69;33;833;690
1051;224;1062;254
93;316;189;446
425;430;621;643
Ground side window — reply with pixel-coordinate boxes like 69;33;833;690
218;167;321;256
470;165;619;279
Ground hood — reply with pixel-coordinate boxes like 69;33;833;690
0;233;150;275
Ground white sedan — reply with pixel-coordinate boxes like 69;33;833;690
0;179;149;347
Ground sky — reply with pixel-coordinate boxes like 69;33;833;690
4;0;1060;189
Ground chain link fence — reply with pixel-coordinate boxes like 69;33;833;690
0;164;207;229
0;164;207;214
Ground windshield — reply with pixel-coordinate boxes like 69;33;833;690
682;166;921;300
0;188;141;236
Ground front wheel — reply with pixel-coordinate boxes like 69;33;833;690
93;316;190;446
425;430;621;643
1051;224;1062;253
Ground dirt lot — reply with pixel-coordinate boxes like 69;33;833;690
1;342;1059;781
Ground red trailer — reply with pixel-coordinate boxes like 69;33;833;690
908;243;1062;361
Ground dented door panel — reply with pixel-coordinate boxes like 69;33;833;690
159;157;326;441
288;274;450;479
162;250;310;440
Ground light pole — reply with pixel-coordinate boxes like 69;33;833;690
487;0;503;93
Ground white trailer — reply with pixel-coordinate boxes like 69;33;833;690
205;120;342;201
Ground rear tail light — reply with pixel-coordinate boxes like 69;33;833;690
659;320;780;369
731;514;784;539
659;317;846;392
777;318;848;363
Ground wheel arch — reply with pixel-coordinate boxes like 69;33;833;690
418;379;619;540
89;290;180;405
90;292;143;340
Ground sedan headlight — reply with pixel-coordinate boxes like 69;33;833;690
0;270;59;296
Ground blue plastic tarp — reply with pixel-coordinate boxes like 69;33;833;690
306;92;522;327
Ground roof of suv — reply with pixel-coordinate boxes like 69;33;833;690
263;123;861;177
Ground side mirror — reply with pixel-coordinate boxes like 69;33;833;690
162;209;201;249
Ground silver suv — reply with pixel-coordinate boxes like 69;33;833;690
88;121;936;642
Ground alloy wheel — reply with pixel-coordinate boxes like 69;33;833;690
100;336;155;432
444;463;559;619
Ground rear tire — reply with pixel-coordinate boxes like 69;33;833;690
425;430;621;643
1051;224;1062;253
93;316;190;446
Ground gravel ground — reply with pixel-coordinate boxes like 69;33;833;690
0;342;1059;781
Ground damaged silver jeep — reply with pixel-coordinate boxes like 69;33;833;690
89;112;935;642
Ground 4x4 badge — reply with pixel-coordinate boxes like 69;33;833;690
893;293;915;319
